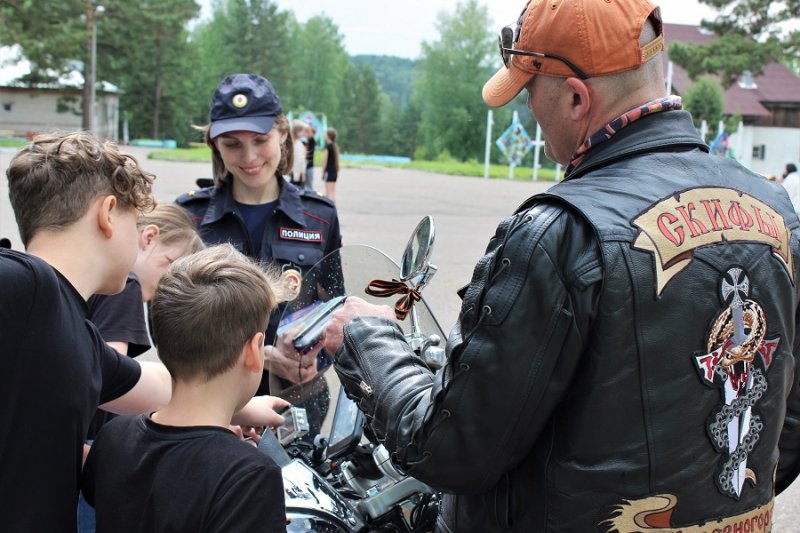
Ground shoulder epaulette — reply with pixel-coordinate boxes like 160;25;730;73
301;189;336;207
176;187;213;204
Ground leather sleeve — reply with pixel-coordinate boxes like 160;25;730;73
334;201;602;494
776;232;800;493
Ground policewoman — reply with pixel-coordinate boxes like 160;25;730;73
177;73;342;395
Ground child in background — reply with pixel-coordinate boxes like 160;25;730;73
87;203;205;359
78;204;205;533
290;120;307;187
82;244;289;532
320;127;340;203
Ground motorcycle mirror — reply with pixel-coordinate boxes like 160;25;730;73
400;216;435;282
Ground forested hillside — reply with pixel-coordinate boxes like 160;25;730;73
351;55;418;107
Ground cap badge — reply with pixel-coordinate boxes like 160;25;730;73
232;94;248;108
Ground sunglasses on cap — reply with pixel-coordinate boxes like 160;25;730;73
498;26;589;80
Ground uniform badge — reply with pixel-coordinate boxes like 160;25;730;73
280;268;302;301
694;267;779;499
232;93;248;108
280;227;322;243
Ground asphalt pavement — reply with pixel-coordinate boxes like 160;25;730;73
1;145;799;530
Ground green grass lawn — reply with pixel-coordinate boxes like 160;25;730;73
148;146;212;162
148;147;559;182
0;138;26;148
371;158;558;181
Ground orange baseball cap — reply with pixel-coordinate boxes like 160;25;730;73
482;0;665;108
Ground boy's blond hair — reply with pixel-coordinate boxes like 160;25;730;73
151;244;285;382
6;131;155;246
137;204;204;256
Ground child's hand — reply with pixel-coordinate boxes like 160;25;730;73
232;395;290;428
229;425;265;445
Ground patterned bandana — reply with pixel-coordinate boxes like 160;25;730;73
565;95;683;177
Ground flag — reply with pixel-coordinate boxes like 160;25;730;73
709;129;730;157
496;111;534;166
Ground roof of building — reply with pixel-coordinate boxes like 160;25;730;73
664;23;800;116
0;45;119;93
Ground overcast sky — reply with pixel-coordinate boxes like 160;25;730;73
199;1;717;59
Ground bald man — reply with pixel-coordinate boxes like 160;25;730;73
324;1;800;531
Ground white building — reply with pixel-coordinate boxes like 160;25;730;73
0;45;120;141
665;25;800;177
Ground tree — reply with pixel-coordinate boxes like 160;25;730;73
698;0;798;42
669;34;780;88
190;0;294;132
337;63;383;154
669;0;798;87
98;0;200;142
682;77;725;131
414;0;496;161
287;14;349;125
351;55;419;107
373;97;420;157
0;0;92;128
0;0;202;143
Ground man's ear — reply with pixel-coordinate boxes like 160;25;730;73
96;195;118;239
564;77;591;121
242;332;265;373
139;224;160;250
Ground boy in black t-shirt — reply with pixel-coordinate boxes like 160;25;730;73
0;132;158;532
0;132;287;533
83;244;288;532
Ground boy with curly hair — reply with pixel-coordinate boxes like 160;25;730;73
0;132;284;532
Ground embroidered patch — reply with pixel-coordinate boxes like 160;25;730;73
602;494;773;532
694;267;779;499
632;187;793;297
280;227;322;243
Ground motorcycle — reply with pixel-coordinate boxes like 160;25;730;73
258;216;446;532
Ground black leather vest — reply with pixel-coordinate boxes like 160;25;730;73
530;112;800;530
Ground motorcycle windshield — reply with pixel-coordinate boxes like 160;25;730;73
270;244;445;448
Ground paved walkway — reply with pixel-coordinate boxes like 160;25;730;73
1;146;798;529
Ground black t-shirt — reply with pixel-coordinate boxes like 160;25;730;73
324;143;338;177
305;136;316;168
86;272;152;440
82;414;286;532
87;273;151;358
0;249;141;532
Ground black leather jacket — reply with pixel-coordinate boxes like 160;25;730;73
334;111;800;532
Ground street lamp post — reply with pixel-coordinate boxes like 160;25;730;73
87;3;104;135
